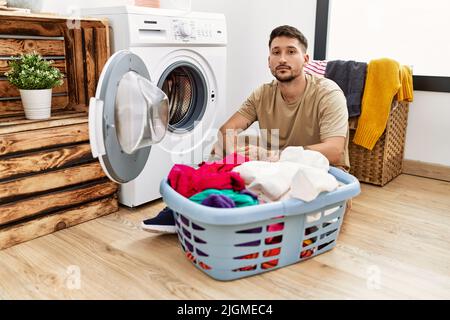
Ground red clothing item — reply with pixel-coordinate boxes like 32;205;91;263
168;153;248;198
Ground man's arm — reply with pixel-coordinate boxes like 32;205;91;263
216;112;254;156
304;136;345;166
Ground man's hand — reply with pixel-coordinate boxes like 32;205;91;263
236;144;280;162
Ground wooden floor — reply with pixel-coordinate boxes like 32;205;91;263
0;174;449;299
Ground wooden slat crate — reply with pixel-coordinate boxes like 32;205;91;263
0;12;118;250
0;12;110;117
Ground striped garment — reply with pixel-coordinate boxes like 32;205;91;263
304;60;328;77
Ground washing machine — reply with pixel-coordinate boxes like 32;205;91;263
82;6;227;207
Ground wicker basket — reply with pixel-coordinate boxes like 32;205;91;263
348;101;409;186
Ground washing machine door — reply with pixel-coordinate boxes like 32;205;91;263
89;50;169;184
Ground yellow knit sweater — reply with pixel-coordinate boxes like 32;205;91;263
353;58;402;150
397;65;414;102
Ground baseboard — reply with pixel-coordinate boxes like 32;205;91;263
403;159;450;182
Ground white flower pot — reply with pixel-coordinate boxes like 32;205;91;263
19;88;52;120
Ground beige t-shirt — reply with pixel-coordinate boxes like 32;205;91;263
238;74;350;169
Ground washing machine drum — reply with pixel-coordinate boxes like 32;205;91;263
89;50;169;184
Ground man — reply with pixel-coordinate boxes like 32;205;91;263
142;25;349;233
219;25;349;166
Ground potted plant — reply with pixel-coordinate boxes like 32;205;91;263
5;52;63;120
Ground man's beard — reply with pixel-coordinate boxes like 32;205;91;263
272;68;299;83
275;73;297;82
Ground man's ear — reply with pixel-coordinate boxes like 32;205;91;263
303;53;310;64
268;56;270;67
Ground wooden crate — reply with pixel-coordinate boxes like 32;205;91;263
348;101;410;186
0;12;118;250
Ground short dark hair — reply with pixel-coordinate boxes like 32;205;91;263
269;25;308;52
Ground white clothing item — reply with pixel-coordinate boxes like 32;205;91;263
281;147;338;201
305;205;341;224
233;146;339;202
279;146;329;170
233;161;300;202
290;166;339;202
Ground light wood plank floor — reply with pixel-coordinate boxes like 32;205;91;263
0;174;449;299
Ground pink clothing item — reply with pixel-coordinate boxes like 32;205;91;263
268;222;284;232
167;164;197;198
304;60;328;77
168;153;248;198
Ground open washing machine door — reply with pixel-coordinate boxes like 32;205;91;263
89;50;169;184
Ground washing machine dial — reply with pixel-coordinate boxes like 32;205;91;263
179;22;192;37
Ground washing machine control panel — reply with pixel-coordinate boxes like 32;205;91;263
173;19;195;41
173;19;216;42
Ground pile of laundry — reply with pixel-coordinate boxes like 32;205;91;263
167;146;340;208
163;147;341;267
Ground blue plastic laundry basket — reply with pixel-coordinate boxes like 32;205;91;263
160;167;360;281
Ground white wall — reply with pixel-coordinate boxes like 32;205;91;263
38;0;203;15
40;0;119;14
405;92;450;166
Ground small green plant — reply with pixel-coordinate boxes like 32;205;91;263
5;52;63;90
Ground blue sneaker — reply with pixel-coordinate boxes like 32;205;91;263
141;207;176;234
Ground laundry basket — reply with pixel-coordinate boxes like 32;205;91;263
160;167;360;281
